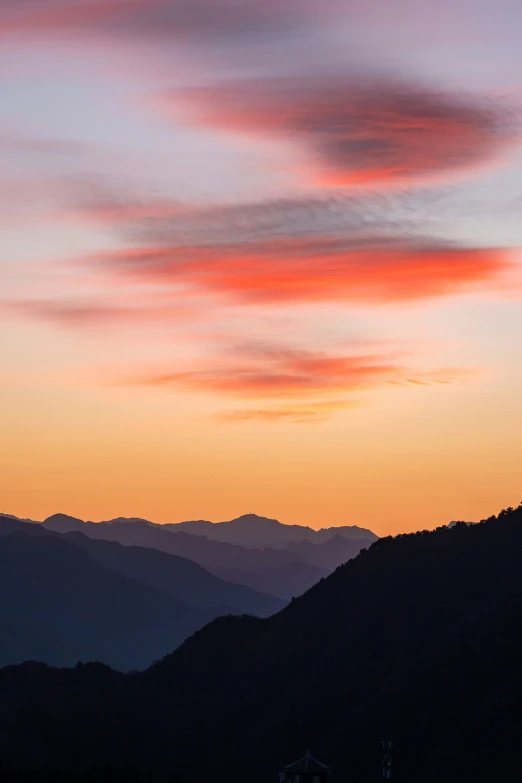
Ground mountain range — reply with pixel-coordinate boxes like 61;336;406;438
0;531;218;671
0;511;375;669
41;512;378;598
1;504;521;782
161;513;377;548
0;515;283;670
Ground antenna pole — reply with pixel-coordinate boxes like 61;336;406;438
382;740;392;779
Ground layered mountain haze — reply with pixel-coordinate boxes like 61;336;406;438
1;505;522;782
0;515;284;670
41;512;377;597
0;510;374;669
0;531;217;671
61;532;284;614
213;561;330;602
163;513;377;548
284;534;376;570
42;515;316;579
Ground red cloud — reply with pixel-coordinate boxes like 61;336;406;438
63;184;515;306
95;238;512;304
127;344;472;422
172;78;517;186
145;354;397;397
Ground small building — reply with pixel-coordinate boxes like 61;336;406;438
280;751;331;783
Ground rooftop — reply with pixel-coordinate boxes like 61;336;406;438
284;751;330;774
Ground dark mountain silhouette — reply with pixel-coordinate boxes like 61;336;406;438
0;770;173;783
162;513;378;549
2;505;522;783
0;531;236;671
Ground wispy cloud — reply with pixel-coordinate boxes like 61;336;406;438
221;399;359;424
91;237;512;305
128;343;473;398
33;178;509;308
170;77;517;187
2;174;515;341
65;179;522;243
1;297;199;329
0;129;95;158
2;0;512;433
117;342;474;421
0;0;311;45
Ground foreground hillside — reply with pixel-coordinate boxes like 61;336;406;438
2;505;522;782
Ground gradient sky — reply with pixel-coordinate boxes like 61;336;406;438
1;0;522;535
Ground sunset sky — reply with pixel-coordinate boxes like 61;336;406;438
1;0;522;535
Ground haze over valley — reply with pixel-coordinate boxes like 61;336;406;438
0;511;376;669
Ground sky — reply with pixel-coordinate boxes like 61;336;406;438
1;0;522;536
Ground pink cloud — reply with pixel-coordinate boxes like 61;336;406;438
169;77;517;187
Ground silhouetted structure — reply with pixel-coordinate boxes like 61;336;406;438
382;740;392;779
280;751;331;783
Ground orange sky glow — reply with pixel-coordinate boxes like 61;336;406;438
1;0;522;536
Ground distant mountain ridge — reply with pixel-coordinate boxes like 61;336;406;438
62;532;284;614
40;512;377;597
0;530;216;671
42;514;307;571
3;511;377;601
41;511;378;549
0;515;284;670
0;509;376;670
162;513;377;549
